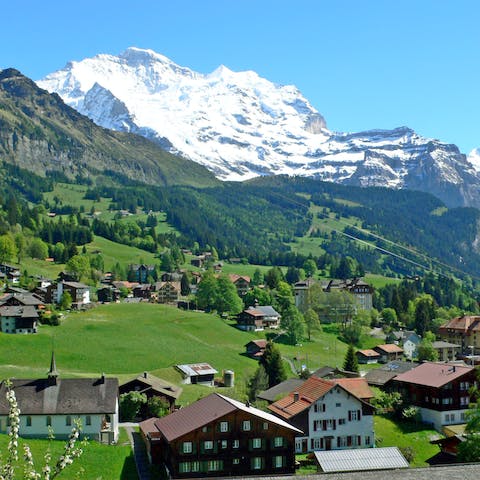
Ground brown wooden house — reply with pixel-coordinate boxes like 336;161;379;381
245;339;267;359
139;393;301;478
373;344;403;362
119;372;182;418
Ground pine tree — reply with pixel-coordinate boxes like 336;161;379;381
260;341;287;388
343;344;359;373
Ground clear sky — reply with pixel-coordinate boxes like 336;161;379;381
1;0;479;153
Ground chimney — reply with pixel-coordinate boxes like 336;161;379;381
293;392;299;402
100;372;105;383
143;371;148;379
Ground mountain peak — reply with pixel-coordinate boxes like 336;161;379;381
119;46;173;66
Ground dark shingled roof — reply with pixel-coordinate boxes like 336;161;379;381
0;377;118;415
257;379;304;402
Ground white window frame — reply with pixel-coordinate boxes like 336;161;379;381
204;440;213;450
274;436;283;447
233;439;240;448
252;438;262;449
242;420;251;431
274;455;283;468
220;421;229;432
252;457;262;470
183;441;193;454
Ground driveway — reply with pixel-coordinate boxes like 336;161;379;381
120;423;151;480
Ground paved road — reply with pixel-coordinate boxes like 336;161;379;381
121;423;151;480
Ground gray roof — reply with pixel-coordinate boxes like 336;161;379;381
432;341;461;349
257;378;304;402
0;377;118;415
121;373;183;400
254;305;280;316
314;447;409;473
0;305;38;318
0;293;43;307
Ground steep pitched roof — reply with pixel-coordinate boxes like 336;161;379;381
332;378;374;400
393;362;473;388
0;377;118;415
150;393;301;442
0;305;38;318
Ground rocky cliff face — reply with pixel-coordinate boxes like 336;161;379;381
38;48;480;208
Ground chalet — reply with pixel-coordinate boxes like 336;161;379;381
0;292;44;311
0;305;38;334
97;286;121;303
268;376;374;453
0;354;119;443
373;344;403;362
236;306;281;331
432;341;461;362
46;281;90;307
132;284;153;300
176;363;218;386
356;349;381;364
139;393;301;478
0;263;20;276
438;315;480;354
391;361;476;431
245;339;267;359
119;372;183;417
403;332;422;359
154;281;181;304
228;274;251;297
191;255;206;268
128;264;155;283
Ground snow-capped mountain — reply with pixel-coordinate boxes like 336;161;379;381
38;47;480;208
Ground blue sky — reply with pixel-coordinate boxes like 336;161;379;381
2;0;479;152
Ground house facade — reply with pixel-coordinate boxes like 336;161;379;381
268;376;374;453
245;339;267;359
237;306;281;331
46;281;90;307
356;349;381;364
373;344;404;362
438;315;480;354
0;305;38;334
154;281;181;304
0;356;119;443
392;362;476;431
140;393;301;478
228;274;251;297
403;333;421;359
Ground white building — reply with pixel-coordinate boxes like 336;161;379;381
268;376;375;453
0;354;118;443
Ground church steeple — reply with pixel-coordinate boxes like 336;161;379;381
47;350;59;383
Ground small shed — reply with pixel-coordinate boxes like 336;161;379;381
175;363;218;386
314;447;409;473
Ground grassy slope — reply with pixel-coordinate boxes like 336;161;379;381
0;428;136;480
374;415;440;467
0;303;350;405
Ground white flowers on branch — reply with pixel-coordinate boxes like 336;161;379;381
0;381;86;479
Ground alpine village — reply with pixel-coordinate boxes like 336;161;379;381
2;49;480;480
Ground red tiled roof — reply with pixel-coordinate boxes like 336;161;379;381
357;349;380;357
375;344;404;354
268;376;335;419
332;378;374;400
393;362;474;388
439;316;480;335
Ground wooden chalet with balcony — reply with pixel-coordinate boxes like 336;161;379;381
139;392;301;478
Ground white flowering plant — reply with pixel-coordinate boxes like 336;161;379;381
0;381;86;479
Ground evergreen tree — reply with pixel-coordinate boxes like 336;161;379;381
181;272;191;296
247;364;269;402
343;344;359;373
260;341;287;388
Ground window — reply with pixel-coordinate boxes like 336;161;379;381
365;436;371;445
274;456;283;468
461;396;470;406
233;458;240;465
220;421;229;432
46;416;52;427
242;420;251;431
191;461;200;472
207;460;223;471
66;416;71;426
325;419;335;430
202;426;209;432
179;462;191;473
26;416;32;427
252;438;262;449
337;436;348;447
313;438;323;449
183;441;193;454
263;421;269;430
336;402;341;407
251;457;263;470
274;436;284;447
85;415;91;426
233;439;240;448
314;403;326;413
348;410;361;421
203;440;213;450
221;440;228;449
339;418;346;425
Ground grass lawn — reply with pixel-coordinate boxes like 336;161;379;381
0;429;136;480
0;302;352;405
374;414;441;467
